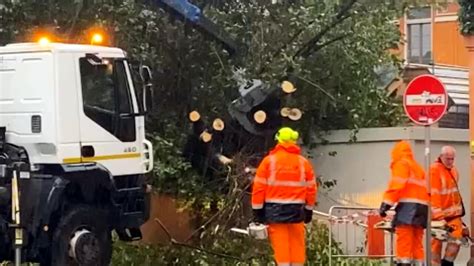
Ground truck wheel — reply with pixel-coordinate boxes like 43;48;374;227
51;205;111;266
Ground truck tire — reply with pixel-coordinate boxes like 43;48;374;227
50;205;111;266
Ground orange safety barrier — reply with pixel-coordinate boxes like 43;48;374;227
366;213;385;257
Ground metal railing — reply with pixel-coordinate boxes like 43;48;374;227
328;205;395;266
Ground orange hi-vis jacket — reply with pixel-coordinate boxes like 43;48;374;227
382;141;429;227
430;160;464;221
251;143;317;223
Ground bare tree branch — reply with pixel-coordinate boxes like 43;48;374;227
296;75;337;103
67;0;84;39
257;0;358;75
310;33;351;54
263;23;312;67
257;20;315;75
293;0;358;59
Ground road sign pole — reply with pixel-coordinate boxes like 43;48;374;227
403;74;447;266
424;125;431;265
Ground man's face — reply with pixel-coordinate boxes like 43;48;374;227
440;152;455;169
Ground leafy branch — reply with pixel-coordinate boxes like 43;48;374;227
294;0;358;59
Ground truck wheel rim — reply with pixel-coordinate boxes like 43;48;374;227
69;228;100;264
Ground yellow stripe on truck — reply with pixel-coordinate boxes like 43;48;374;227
63;153;141;164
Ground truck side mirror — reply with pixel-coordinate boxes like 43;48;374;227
143;86;153;113
140;65;152;85
140;65;153;112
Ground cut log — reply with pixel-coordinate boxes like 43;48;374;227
280;107;291;117
244;167;256;174
200;130;212;143
217;154;232;165
212;118;225;131
189;110;201;122
281;81;296;94
253;110;267;124
288;108;302;121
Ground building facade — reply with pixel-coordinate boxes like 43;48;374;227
392;2;469;128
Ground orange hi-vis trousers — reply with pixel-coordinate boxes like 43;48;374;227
268;223;305;266
395;225;424;264
431;218;462;265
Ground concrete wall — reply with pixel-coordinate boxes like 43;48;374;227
310;127;470;265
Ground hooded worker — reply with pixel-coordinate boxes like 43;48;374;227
379;141;429;266
251;127;317;266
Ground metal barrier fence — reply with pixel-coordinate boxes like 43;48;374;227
328;205;395;266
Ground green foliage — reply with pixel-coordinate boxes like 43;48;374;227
148;135;196;194
306;222;384;266
111;221;385;265
206;0;408;134
111;234;272;265
148;134;227;211
459;0;474;35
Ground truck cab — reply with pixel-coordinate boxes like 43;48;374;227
0;42;153;265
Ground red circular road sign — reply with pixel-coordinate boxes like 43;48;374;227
403;74;448;126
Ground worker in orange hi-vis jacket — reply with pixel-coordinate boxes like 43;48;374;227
251;127;317;266
378;141;429;266
430;146;469;266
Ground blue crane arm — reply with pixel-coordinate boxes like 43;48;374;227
150;0;241;56
157;0;201;22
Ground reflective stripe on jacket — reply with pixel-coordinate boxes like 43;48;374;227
430;161;464;221
382;141;429;227
251;143;317;223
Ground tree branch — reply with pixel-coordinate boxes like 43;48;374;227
293;0;358;59
305;32;351;57
266;24;312;63
257;20;316;75
67;0;84;39
258;0;357;75
296;75;337;103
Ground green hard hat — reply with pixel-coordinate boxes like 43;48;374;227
275;127;299;143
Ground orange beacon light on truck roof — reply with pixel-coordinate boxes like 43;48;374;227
91;33;104;45
38;37;51;45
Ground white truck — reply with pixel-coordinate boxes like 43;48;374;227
0;42;153;265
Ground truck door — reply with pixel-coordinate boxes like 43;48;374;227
75;54;145;176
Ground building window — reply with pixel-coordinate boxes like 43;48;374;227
440;104;468;129
407;7;432;65
448;104;468;114
407;7;431;20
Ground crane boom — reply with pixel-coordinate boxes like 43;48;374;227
152;0;241;56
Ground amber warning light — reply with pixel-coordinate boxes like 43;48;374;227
38;37;50;45
91;33;104;45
